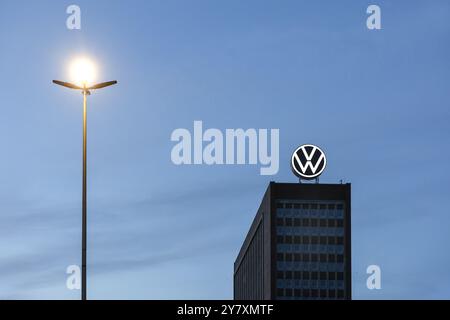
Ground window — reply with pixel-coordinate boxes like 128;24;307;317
337;290;344;299
320;290;327;298
285;218;292;226
320;236;327;245
329;272;336;280
277;253;284;261
336;204;344;210
286;253;293;262
302;254;310;262
311;219;318;227
294;271;301;279
294;289;301;296
276;203;284;209
328;255;336;263
337;255;344;263
277;235;284;243
328;237;336;245
276;218;283;226
302;204;309;209
328;219;336;228
320;272;327;280
328;204;335;210
277;288;284;297
337;237;344;245
303;289;311;298
294;236;301;244
319;204;327;210
311;254;318;262
320;254;327;263
277;271;284;279
311;289;319;298
294;218;301;227
286;289;293;297
311;204;318;209
320;219;327;227
302;271;310;280
302;218;310;227
328;290;336;298
302;236;310;245
285;203;293;209
294;253;301;262
311;236;318;245
311;272;318;280
337;220;344;228
285;271;292;279
294;204;301;209
337;272;344;281
285;236;292;244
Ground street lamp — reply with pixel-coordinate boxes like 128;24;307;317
53;57;117;300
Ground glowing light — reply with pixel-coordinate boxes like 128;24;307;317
69;57;97;87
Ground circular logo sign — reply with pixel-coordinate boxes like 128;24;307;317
291;144;327;180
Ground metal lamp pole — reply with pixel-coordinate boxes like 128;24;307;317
82;86;88;300
53;80;117;300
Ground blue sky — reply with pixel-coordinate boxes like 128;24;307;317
0;0;449;299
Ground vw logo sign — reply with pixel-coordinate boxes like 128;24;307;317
291;144;327;180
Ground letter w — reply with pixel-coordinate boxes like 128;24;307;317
294;147;324;174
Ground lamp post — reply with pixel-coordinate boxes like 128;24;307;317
53;63;117;300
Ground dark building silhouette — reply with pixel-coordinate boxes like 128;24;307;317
234;182;351;300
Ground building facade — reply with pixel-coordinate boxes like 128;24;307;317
234;182;351;300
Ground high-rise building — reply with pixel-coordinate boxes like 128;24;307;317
234;182;351;300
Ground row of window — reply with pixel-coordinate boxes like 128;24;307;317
277;246;344;257
277;229;345;238
276;253;345;263
277;235;344;245
277;271;345;281
277;280;345;290
276;218;344;228
276;203;344;210
277;263;345;273
277;288;345;299
277;209;344;218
